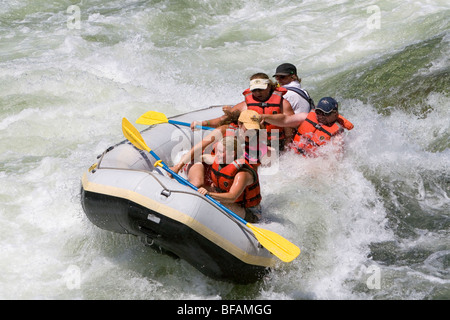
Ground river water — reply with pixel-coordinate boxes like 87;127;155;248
0;0;449;300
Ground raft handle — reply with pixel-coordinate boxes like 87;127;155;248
161;189;171;198
142;236;154;246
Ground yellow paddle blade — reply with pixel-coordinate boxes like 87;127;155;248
247;223;300;262
122;118;151;152
136;111;168;125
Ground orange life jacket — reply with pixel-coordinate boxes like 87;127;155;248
243;87;287;141
337;115;354;130
210;158;261;208
292;111;353;155
224;123;239;136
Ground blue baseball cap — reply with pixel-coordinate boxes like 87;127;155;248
315;97;338;113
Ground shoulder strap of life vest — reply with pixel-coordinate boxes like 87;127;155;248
284;86;315;108
296;111;341;138
304;117;334;137
244;90;283;109
214;158;258;182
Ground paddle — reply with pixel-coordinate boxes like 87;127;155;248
136;111;214;130
122;117;300;263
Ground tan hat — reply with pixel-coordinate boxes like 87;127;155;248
249;78;270;91
238;110;261;130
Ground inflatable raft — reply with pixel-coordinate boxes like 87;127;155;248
80;106;277;284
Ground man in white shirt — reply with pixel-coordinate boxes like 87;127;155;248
273;63;314;114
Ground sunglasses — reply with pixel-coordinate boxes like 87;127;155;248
315;109;336;116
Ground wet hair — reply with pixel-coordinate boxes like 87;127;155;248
291;74;301;83
219;109;241;126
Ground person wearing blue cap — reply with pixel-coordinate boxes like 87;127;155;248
260;97;354;157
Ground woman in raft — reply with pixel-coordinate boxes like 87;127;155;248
170;110;267;222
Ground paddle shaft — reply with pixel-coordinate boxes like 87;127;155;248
150;151;247;225
168;119;214;131
153;157;298;261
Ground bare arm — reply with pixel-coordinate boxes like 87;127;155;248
281;99;295;141
282;99;294;116
190;102;246;130
261;112;308;128
170;125;228;174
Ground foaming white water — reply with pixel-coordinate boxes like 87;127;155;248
0;0;448;300
257;143;394;298
255;95;449;299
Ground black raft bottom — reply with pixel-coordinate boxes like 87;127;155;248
81;188;270;284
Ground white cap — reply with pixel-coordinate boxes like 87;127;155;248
249;78;270;91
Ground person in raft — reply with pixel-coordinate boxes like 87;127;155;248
260;97;354;157
237;110;272;168
170;110;271;177
273;63;315;114
190;73;295;150
197;135;262;223
171;112;264;223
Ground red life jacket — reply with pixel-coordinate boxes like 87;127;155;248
210;158;261;208
291;111;353;155
243;87;287;141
